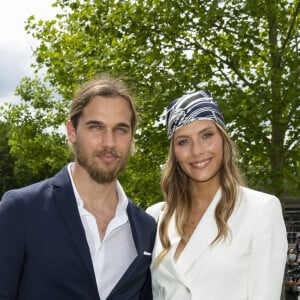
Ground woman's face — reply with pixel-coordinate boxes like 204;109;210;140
173;119;223;185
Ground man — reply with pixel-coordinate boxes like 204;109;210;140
0;75;156;300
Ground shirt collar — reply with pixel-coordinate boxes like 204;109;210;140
67;163;128;220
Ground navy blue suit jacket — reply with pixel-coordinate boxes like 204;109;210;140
0;166;156;300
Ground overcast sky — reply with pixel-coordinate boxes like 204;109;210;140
0;0;58;104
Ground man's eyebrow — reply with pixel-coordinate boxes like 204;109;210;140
85;120;103;125
116;122;131;128
85;120;131;129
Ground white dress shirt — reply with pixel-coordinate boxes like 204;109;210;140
68;163;137;299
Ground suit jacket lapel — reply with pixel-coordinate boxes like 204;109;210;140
127;201;144;255
175;188;221;277
154;188;221;284
150;211;189;286
51;167;97;285
107;201;149;298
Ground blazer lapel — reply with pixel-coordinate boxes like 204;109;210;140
151;208;188;285
175;188;221;277
154;188;221;285
51;167;97;284
127;201;145;255
107;201;150;298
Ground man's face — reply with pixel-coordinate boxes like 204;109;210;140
67;95;133;184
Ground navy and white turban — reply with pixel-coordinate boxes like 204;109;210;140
166;90;225;139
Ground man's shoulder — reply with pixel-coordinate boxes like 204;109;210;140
127;200;157;225
1;166;69;205
2;178;50;198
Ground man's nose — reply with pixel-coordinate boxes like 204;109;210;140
101;129;116;148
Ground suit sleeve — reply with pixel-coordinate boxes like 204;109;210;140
248;196;288;300
0;191;26;299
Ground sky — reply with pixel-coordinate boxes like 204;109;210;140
0;0;58;105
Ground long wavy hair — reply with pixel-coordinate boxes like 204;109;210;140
156;123;245;265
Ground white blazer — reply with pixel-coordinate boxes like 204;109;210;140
146;186;288;300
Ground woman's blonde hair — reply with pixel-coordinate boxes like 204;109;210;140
156;123;245;265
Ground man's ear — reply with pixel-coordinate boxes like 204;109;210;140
66;120;76;144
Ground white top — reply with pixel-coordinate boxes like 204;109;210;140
146;186;288;300
68;163;137;299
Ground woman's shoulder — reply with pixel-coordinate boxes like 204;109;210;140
238;186;281;209
145;201;165;222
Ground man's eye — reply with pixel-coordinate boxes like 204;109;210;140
116;127;128;133
89;124;101;130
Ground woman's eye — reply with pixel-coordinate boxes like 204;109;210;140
202;133;213;139
178;139;188;146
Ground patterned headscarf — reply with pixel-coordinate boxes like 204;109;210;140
166;90;225;139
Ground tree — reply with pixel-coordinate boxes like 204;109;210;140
21;0;299;208
1;77;71;187
0;120;18;197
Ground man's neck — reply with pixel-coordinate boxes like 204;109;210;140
70;162;119;209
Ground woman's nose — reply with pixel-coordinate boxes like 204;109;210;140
192;140;205;155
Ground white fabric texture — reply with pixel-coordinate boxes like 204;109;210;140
146;186;287;300
68;163;137;299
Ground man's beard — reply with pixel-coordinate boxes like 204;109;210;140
75;144;128;184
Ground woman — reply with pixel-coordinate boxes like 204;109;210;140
146;90;287;299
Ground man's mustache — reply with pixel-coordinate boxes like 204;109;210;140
94;149;121;158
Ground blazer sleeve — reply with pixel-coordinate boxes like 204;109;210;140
0;191;26;299
248;195;288;300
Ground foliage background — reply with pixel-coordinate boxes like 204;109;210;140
1;0;299;209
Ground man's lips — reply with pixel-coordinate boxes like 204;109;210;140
100;154;116;162
95;150;120;162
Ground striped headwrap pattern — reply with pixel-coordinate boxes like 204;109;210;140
166;90;225;139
